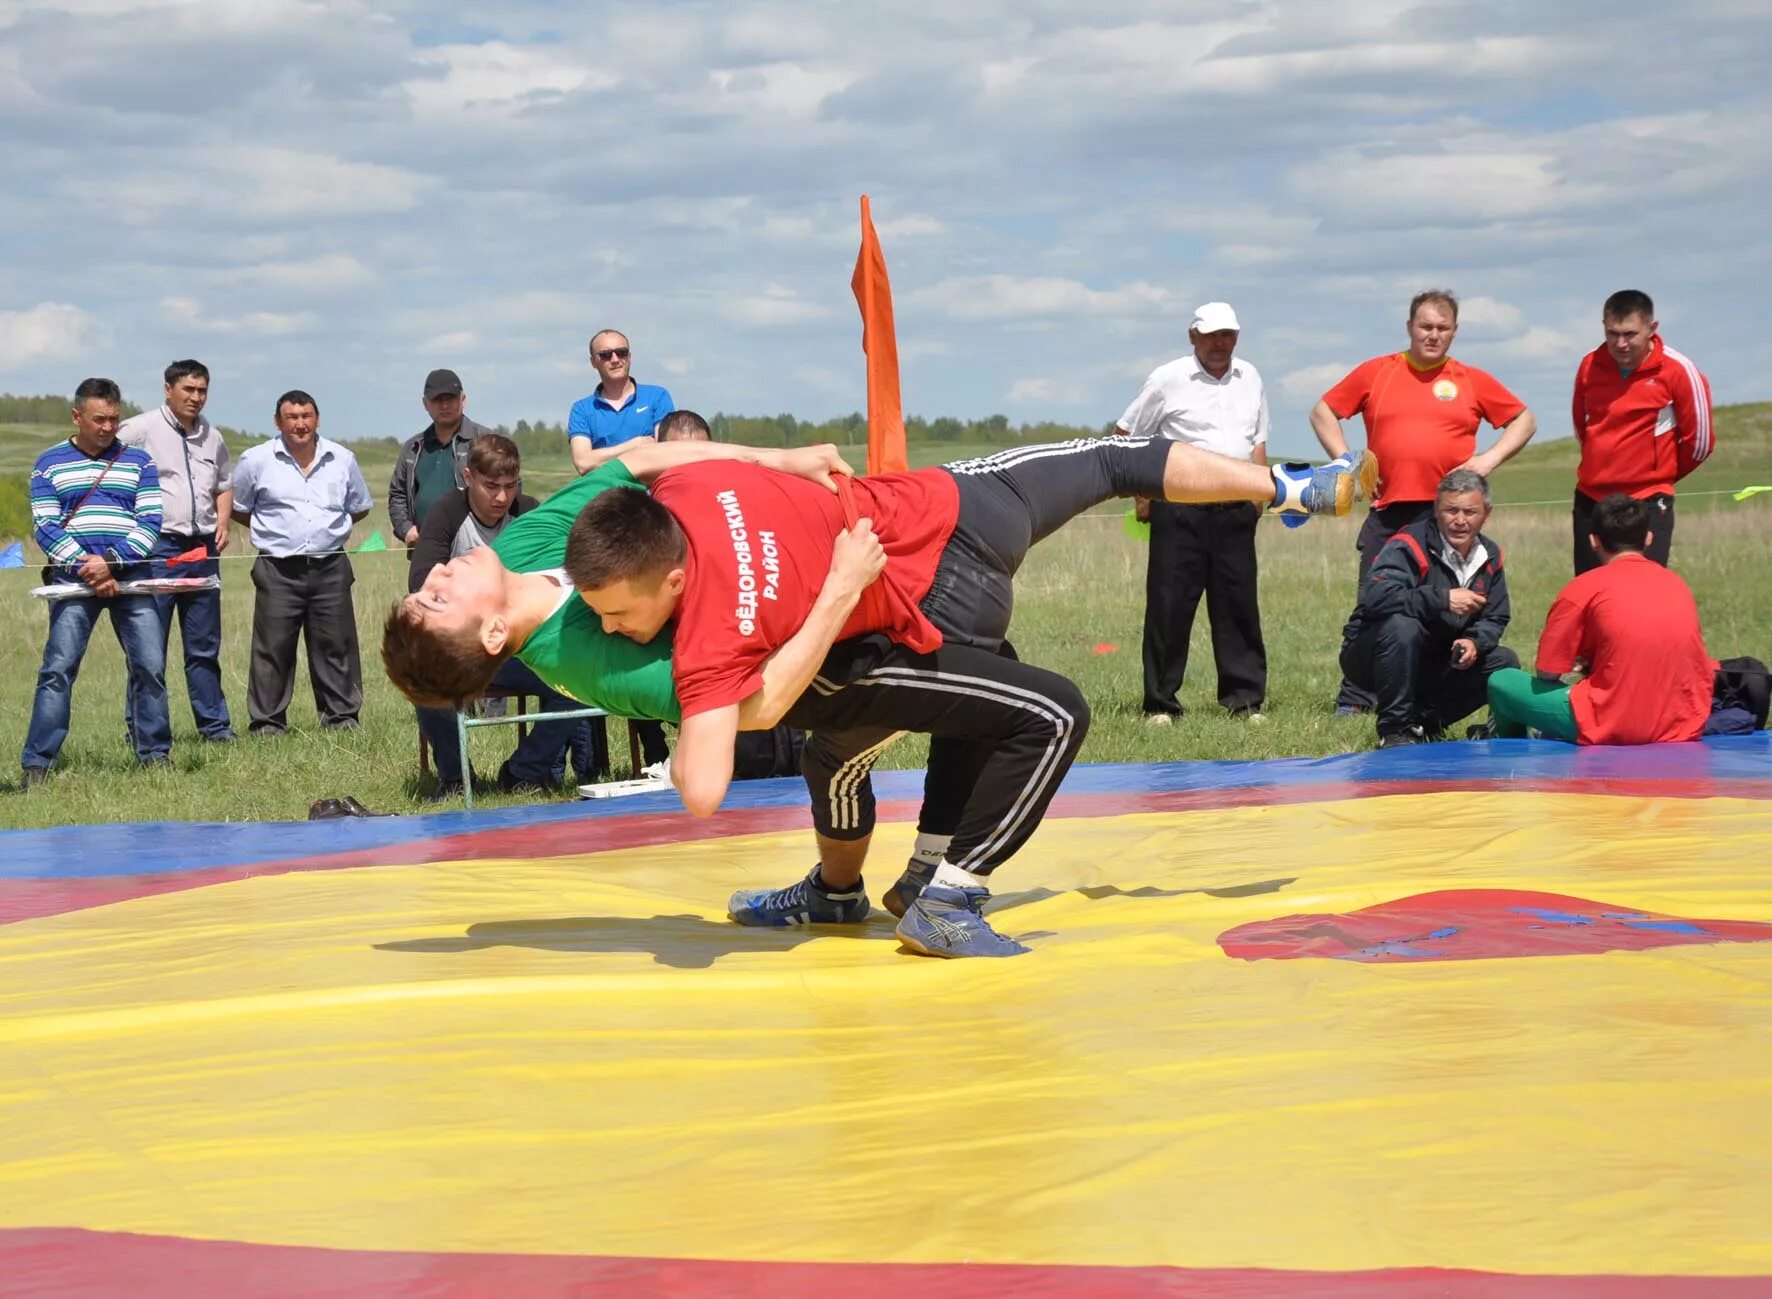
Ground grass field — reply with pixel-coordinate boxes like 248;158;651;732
1;406;1767;829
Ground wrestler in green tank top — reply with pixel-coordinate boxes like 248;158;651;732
491;460;681;723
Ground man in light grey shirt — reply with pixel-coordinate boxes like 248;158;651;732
117;358;236;741
231;389;372;734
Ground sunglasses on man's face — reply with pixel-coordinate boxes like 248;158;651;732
594;347;631;362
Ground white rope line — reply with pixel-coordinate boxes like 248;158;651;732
1089;484;1763;524
7;488;1761;567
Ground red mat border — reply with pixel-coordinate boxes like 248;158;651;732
0;1229;1766;1298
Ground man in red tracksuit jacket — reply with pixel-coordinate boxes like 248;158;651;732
1570;289;1714;574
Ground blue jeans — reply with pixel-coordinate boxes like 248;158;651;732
148;533;233;738
415;659;585;786
23;592;172;769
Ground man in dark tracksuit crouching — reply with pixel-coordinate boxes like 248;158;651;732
1340;468;1518;748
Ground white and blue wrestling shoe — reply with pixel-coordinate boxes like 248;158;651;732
728;866;871;927
1269;449;1378;522
882;859;937;919
895;884;1029;958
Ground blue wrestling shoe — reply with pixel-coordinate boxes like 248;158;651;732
882;860;937;919
729;866;871;927
895;884;1029;958
1270;449;1378;520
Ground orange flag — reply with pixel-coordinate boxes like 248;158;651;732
851;195;908;473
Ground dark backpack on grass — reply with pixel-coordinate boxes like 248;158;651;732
1712;656;1770;730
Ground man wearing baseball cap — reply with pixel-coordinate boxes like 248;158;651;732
1117;301;1271;723
388;368;496;548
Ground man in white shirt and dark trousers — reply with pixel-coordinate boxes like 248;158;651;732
1118;302;1269;723
231;390;373;734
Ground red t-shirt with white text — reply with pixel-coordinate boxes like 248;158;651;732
651;462;960;718
1535;553;1714;745
1322;354;1526;506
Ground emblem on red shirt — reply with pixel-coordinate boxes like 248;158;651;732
1432;378;1459;402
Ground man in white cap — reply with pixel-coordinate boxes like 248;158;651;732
1116;301;1269;724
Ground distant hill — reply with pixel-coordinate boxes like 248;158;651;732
1488;400;1771;511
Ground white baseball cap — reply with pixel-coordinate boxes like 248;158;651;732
1190;301;1241;334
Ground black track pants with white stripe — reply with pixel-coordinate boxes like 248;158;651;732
784;638;1090;877
924;435;1173;648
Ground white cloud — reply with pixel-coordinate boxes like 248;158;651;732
709;61;855;118
405;42;605;118
1457;295;1527;337
1215;244;1295;269
1278;363;1353;404
1195;36;1558;94
160;297;318;336
1486;325;1581;364
0;303;96;369
910;275;1173;321
723;284;833;326
1289;149;1591;225
0;3;1764;440
90;148;428;222
414;330;479;355
875;213;946;239
214;253;375;294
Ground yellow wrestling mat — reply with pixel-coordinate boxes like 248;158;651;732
1;788;1769;1287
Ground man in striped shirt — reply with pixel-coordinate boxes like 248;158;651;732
1570;289;1714;574
21;378;171;785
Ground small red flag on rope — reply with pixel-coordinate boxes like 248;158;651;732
166;545;209;567
851;195;909;474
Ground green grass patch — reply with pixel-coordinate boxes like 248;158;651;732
1;405;1767;828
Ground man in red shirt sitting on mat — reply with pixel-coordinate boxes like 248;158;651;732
562;436;1375;959
1487;494;1714;745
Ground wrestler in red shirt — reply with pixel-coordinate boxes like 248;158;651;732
560;435;1367;960
649;460;958;717
1569;289;1714;574
1487;494;1713;745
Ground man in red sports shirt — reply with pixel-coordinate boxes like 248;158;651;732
1486;495;1713;745
1310;290;1538;714
562;436;1372;958
1570;289;1714;575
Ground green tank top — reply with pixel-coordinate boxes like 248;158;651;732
491;461;681;723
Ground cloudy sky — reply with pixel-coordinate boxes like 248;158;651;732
2;0;1766;455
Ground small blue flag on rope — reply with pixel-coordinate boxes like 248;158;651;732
0;541;24;570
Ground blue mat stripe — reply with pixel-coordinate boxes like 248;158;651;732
6;735;1767;882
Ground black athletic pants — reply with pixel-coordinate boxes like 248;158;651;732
785;638;1088;876
1142;500;1265;716
1333;501;1434;712
793;436;1173;876
1339;616;1519;737
1573;490;1673;575
247;553;362;732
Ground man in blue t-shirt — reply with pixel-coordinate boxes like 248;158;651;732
566;329;675;476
